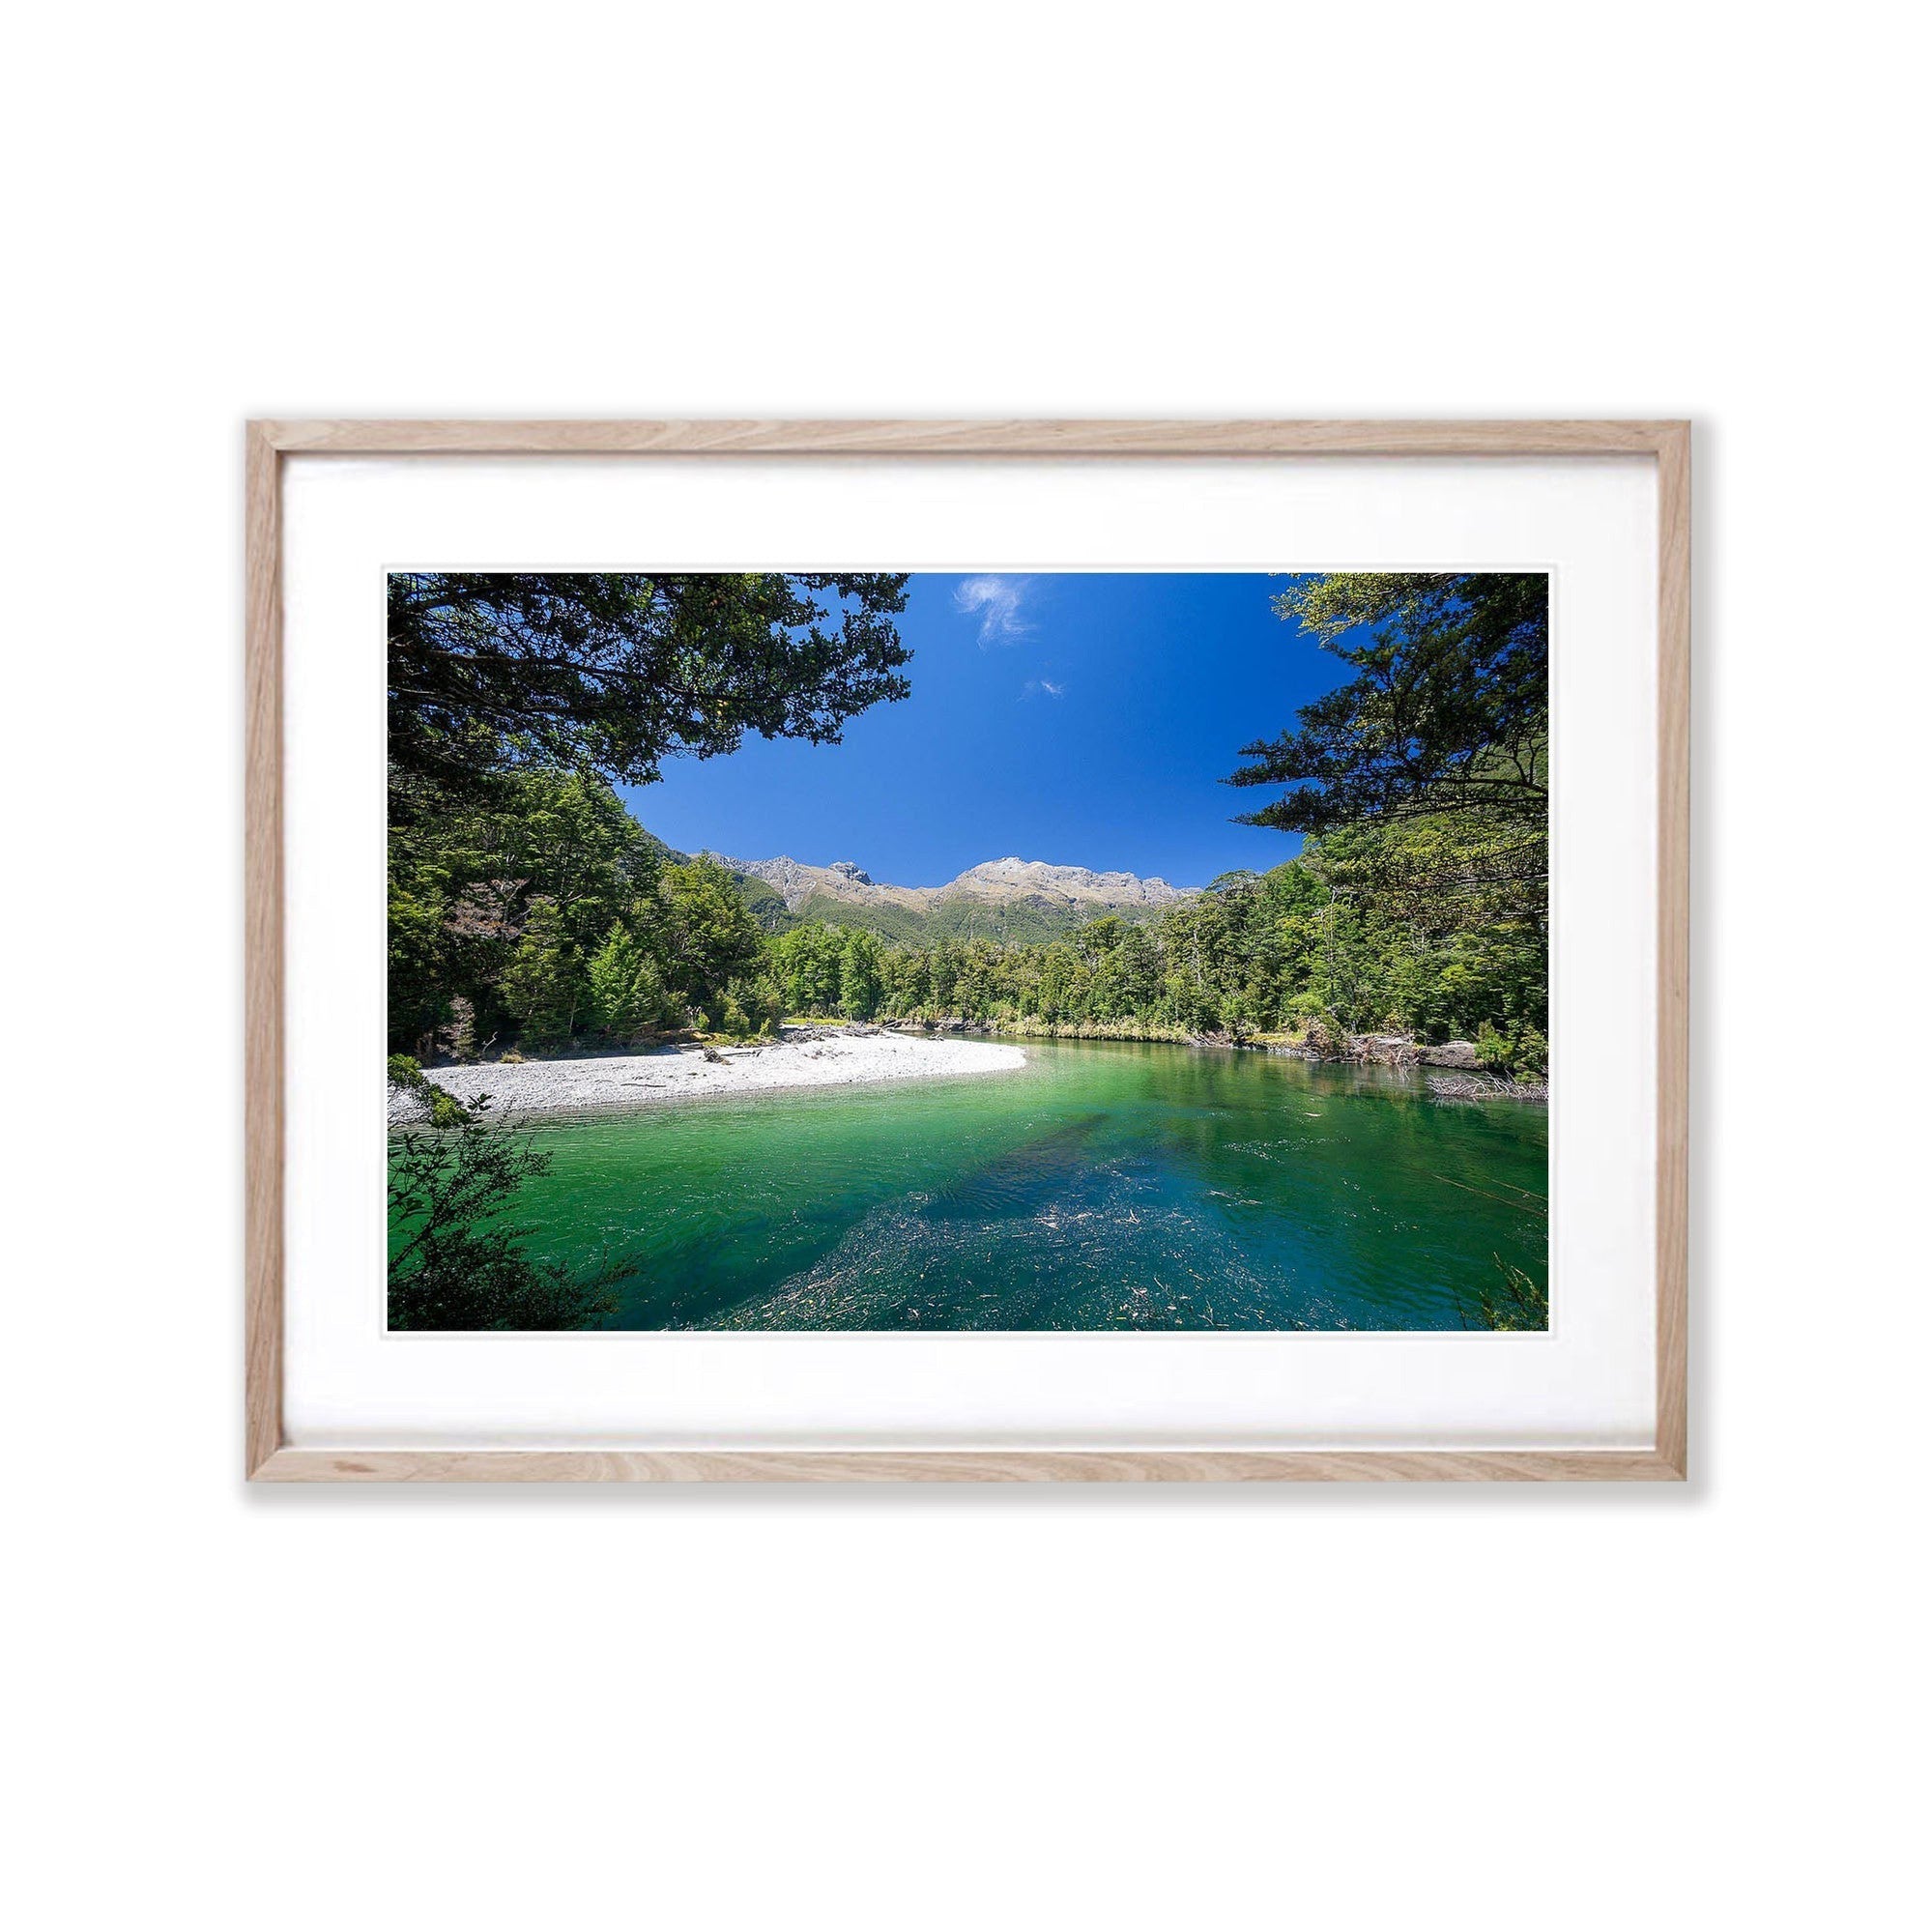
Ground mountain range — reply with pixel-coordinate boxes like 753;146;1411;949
707;851;1198;944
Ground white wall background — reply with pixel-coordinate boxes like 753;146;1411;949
7;5;1925;1928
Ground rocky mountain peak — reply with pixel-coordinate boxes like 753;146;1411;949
713;848;1197;919
947;856;1185;906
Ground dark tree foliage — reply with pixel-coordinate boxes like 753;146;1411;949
1226;573;1548;834
389;1106;620;1330
387;765;785;1054
389;571;911;801
1297;815;1546;927
387;767;668;1053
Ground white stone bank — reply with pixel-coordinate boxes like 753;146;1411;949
409;1031;1026;1120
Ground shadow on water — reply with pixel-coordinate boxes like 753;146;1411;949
918;1111;1113;1223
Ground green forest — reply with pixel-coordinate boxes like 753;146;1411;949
393;797;1545;1076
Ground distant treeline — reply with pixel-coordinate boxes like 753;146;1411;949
774;809;1544;1064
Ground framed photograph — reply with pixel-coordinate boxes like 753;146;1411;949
246;419;1688;1482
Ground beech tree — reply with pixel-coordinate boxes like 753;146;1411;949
389;571;912;801
658;855;768;1010
588;925;666;1043
837;928;885;1021
1225;573;1548;834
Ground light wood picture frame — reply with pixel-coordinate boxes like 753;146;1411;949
246;418;1688;1483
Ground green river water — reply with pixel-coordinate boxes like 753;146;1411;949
407;1038;1548;1330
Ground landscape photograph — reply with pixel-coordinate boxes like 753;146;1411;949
387;568;1550;1332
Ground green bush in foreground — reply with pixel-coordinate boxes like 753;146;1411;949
1457;1259;1550;1332
388;1106;620;1331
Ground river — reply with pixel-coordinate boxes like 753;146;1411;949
430;1037;1548;1330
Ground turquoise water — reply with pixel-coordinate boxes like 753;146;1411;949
422;1038;1548;1330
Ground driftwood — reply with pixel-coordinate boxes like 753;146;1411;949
1426;1071;1549;1103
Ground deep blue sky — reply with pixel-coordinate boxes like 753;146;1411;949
623;572;1345;889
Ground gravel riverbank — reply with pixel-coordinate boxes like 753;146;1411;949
393;1030;1027;1122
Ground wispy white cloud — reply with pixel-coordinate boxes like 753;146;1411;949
954;574;1033;646
1022;678;1065;700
